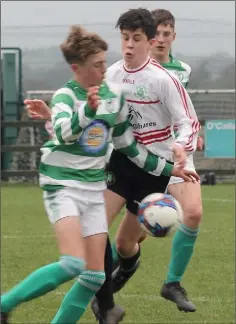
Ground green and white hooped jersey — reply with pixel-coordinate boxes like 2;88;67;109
161;54;191;89
39;80;173;192
39;80;121;191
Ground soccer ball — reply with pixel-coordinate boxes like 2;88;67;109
137;193;183;237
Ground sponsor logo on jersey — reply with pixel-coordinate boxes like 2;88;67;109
132;122;157;130
127;103;157;129
127;103;142;120
172;70;184;82
123;78;135;84
79;120;109;153
134;85;148;100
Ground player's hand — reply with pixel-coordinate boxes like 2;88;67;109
87;86;100;111
24;99;52;121
172;143;186;169
171;166;200;183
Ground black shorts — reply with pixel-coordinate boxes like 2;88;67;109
105;150;172;214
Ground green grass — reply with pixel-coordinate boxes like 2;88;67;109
1;184;235;323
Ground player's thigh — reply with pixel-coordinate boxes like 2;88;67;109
105;150;134;226
168;180;202;224
104;189;126;227
81;190;108;270
43;189;85;259
116;209;143;247
84;233;107;271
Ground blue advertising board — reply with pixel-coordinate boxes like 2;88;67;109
204;120;235;158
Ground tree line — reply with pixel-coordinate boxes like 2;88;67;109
22;47;235;91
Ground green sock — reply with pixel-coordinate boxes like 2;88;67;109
1;256;85;313
166;224;199;284
51;270;106;324
111;241;119;263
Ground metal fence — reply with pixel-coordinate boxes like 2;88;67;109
1;89;235;182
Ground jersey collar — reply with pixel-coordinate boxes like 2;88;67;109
123;56;150;73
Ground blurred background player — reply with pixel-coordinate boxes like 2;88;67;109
110;9;202;313
150;9;204;151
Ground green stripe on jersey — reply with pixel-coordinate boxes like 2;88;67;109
118;141;138;158
143;152;158;172
54;112;82;144
40;163;105;182
112;120;130;137
161;162;174;176
54;112;71;123
84;104;96;119
51;93;74;108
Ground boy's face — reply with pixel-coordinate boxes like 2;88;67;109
72;51;107;87
121;28;155;68
152;23;176;58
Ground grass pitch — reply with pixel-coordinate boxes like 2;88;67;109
1;184;235;323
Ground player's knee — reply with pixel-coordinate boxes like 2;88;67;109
116;237;128;254
116;237;137;256
59;255;86;278
184;205;202;225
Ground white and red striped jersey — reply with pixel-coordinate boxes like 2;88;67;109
106;57;200;162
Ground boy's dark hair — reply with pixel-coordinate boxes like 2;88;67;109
151;9;175;28
61;25;108;65
116;8;156;40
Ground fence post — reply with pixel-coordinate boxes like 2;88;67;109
2;52;18;170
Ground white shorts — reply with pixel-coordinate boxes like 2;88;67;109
43;187;108;237
168;155;195;186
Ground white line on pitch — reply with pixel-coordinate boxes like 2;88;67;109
53;291;234;303
203;198;234;203
2;234;54;239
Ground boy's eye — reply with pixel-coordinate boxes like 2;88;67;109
156;31;172;37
